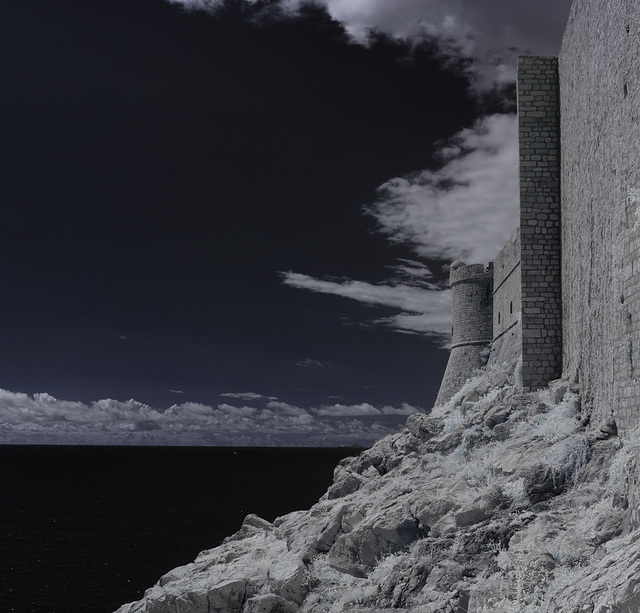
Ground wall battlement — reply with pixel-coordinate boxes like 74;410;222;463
450;261;493;288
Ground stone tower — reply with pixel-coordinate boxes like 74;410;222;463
517;56;562;391
436;261;494;405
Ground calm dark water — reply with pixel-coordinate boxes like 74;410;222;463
0;445;361;613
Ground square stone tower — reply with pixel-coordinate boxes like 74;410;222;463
436;56;563;405
517;56;563;390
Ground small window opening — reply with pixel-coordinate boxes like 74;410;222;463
510;301;513;314
498;312;501;325
624;83;628;98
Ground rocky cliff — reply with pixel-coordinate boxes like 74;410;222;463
115;361;640;612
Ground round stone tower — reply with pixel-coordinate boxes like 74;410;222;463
435;260;494;406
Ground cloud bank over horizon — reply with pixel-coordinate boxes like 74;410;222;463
0;388;422;447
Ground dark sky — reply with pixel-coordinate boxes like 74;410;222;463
0;0;572;445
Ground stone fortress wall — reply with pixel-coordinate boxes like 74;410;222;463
517;56;563;391
435;262;493;405
560;0;640;435
437;0;640;435
488;229;522;369
437;57;564;405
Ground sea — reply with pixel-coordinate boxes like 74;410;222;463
0;445;362;613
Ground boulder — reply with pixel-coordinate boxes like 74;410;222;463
492;434;587;502
141;580;246;613
224;514;273;543
206;580;246;611
314;505;350;552
267;558;308;604
482;403;513;429
327;513;424;576
454;507;492;528
406;413;440;440
418;559;465;600
377;560;433;608
425;427;465;453
412;497;456;532
243;594;297;613
326;473;363;500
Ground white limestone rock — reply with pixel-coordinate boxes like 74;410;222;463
114;364;640;613
243;594;297;613
119;579;246;613
267;558;308;604
327;511;424;576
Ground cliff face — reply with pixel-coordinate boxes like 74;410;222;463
115;361;640;612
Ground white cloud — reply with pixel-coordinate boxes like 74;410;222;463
163;2;556;342
315;402;382;417
167;0;224;11
367;113;519;264
296;358;326;368
281;271;451;339
315;402;417;417
266;400;310;416
166;0;572;91
281;114;516;341
220;392;277;400
385;258;434;286
283;272;442;309
373;311;450;342
0;388;424;447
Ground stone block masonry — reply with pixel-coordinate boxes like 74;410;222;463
489;228;522;369
438;58;562;405
437;1;640;440
560;0;640;434
436;261;493;405
517;56;562;391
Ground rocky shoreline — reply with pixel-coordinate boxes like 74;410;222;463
115;360;640;612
